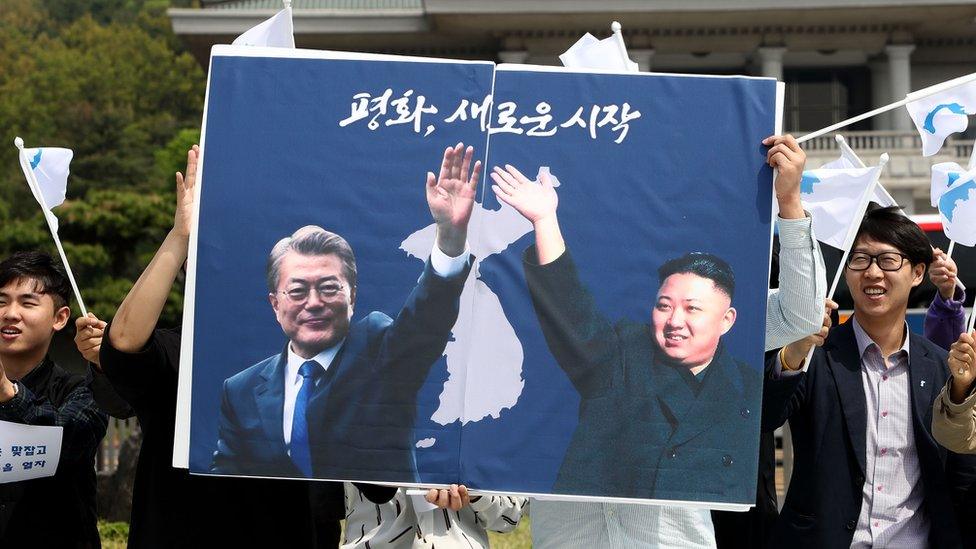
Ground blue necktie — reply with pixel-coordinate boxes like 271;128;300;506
290;360;320;477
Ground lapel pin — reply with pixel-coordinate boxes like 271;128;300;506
920;380;926;387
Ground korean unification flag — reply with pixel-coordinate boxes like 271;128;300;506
559;33;638;72
800;165;882;249
232;7;294;48
820;143;899;209
905;73;976;156
21;147;73;232
930;162;976;208
938;173;976;246
819;146;859;171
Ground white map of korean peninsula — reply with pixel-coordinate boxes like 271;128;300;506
401;168;559;441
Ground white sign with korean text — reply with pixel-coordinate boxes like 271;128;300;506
0;420;62;483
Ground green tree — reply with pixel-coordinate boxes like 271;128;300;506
0;0;205;325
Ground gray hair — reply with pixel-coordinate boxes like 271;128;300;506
266;225;357;292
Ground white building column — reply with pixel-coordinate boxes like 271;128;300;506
869;60;892;130
630;48;655;72
757;46;787;80
498;50;529;64
886;44;915;131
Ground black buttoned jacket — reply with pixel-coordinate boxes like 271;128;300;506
762;321;976;549
524;248;761;503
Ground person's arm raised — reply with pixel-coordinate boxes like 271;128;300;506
930;248;961;301
491;164;564;265
778;299;837;374
109;145;198;353
427;143;480;258
763;134;806;220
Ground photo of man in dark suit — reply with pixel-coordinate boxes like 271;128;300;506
210;142;480;482
490;164;760;502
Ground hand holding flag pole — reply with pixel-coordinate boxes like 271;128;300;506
13;137;87;317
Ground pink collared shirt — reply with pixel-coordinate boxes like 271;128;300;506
849;317;929;549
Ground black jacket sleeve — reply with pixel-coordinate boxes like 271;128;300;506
86;364;135;419
761;348;809;432
522;247;620;397
99;324;181;411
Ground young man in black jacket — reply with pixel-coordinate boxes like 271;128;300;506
0;251;108;547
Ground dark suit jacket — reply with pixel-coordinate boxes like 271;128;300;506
211;259;470;482
763;320;976;549
524;248;760;502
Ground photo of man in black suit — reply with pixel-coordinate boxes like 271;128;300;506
490;164;759;502
210;142;480;482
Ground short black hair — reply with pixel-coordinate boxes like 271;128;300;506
658;252;735;299
0;251;71;310
853;206;933;267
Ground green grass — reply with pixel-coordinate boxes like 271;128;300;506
100;516;532;547
488;516;532;548
98;520;129;549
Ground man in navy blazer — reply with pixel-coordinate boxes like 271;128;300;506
764;206;976;548
210;143;481;483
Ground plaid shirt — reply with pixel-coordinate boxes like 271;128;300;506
0;356;108;546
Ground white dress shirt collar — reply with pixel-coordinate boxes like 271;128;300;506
282;340;344;447
285;341;343;383
851;316;911;363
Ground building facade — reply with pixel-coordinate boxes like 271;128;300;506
170;0;976;213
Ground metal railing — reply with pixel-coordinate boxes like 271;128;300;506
799;130;973;158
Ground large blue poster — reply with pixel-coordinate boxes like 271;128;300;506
178;46;778;508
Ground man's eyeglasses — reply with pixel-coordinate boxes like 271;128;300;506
281;282;345;303
845;252;909;272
